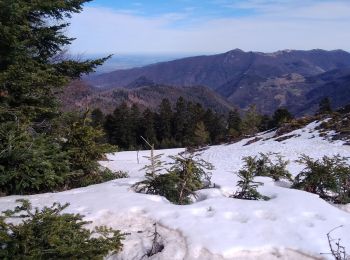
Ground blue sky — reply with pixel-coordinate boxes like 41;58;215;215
68;0;350;55
86;0;254;20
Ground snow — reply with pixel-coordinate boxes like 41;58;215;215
1;121;350;259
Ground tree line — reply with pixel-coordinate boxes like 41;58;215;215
92;98;295;150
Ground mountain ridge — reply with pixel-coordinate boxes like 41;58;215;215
83;49;350;115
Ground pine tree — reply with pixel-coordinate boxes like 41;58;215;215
173;97;187;144
193;121;210;146
141;109;158;147
104;103;131;149
156;98;173;145
0;0;111;194
259;114;273;131
227;109;242;138
241;104;262;136
0;200;124;259
168;150;214;204
59;111;115;173
272;107;293;127
318;97;332;115
130;103;142;149
133;149;213;205
91;108;105;128
0;0;107;122
293;155;350;204
231;157;269;201
132;139;166;194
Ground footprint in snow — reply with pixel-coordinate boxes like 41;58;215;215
254;209;277;221
223;212;249;223
302;212;326;221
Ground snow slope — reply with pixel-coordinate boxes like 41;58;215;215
1;121;350;259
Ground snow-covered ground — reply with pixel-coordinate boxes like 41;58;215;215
1;121;350;259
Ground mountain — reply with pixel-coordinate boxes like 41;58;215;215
60;80;235;114
302;68;350;114
86;49;350;114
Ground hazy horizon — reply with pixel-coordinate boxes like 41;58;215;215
68;0;350;55
84;48;350;74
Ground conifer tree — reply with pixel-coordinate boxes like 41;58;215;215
194;121;210;146
157;98;173;145
231;157;269;201
0;199;124;259
133;149;213;205
241;104;262;136
129;103;141;149
0;0;114;194
168;150;214;204
272;107;293;127
318;97;332;115
173;97;187;144
104;103;131;149
0;0;107;122
259;114;273;131
91;108;105;128
141;108;158;147
227;109;242;138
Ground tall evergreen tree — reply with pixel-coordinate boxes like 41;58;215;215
193;121;210;146
0;0;107;122
141;109;158;147
91;108;104;128
130;103;142;148
104;103;131;149
156;98;173;143
0;0;113;194
173;97;187;144
318;97;332;115
227;109;242;138
272;107;293;127
241;104;262;136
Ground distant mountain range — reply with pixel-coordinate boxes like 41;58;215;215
60;80;235;114
68;49;350;115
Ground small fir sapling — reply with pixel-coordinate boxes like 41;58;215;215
231;156;270;201
167;149;214;204
132;137;165;194
133;148;214;205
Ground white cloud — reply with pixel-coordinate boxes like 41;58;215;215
68;4;350;55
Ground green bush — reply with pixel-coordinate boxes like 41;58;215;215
0;0;114;196
0;115;120;195
55;112;116;174
134;172;181;203
293;155;350;204
253;153;292;181
231;156;270;201
0;122;70;195
0;200;124;259
133;149;213;205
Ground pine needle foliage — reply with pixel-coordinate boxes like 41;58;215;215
133;149;214;205
252;153;292;181
293;155;350;204
167;149;214;204
0;121;70;195
57;111;116;173
231;156;270;201
0;0;114;194
132;148;165;194
0;199;124;259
